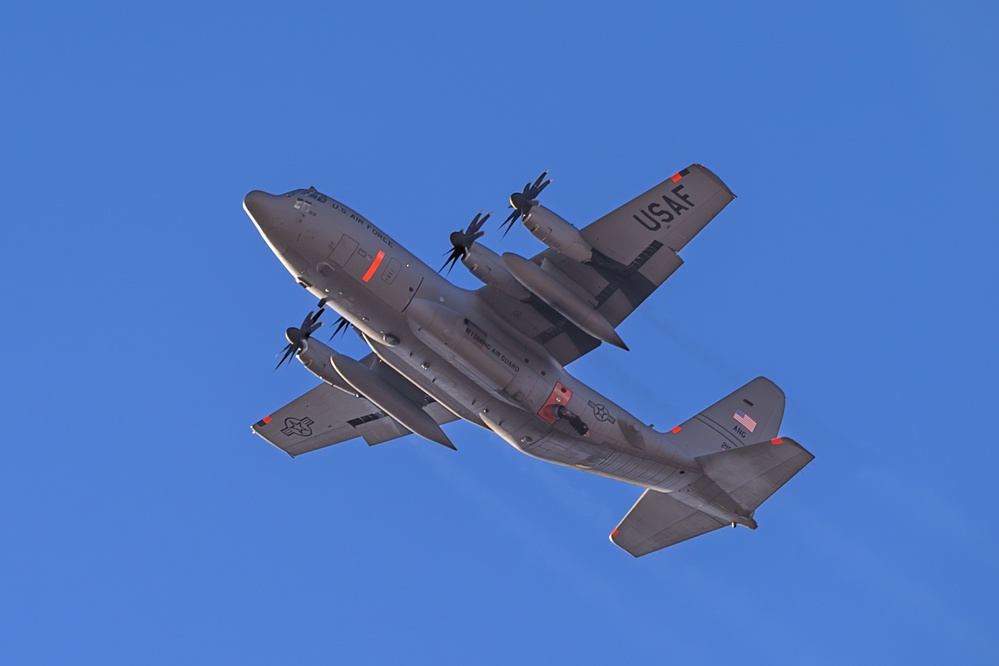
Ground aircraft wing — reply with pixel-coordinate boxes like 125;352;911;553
610;488;727;557
478;165;735;366
252;355;458;457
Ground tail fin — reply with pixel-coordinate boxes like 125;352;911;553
666;377;785;458
696;437;814;512
610;437;813;557
610;378;812;557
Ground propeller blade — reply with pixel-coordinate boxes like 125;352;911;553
439;211;494;273
532;170;549;191
439;247;463;274
329;316;351;340
468;211;490;238
275;307;325;370
501;209;520;237
275;343;295;370
501;171;551;238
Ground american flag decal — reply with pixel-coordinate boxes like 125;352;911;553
733;410;757;432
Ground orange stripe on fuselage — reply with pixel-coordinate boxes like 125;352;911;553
362;250;385;282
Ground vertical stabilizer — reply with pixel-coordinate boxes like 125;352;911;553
666;377;785;458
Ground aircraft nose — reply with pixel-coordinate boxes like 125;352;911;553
243;189;287;244
243;189;300;273
243;190;273;222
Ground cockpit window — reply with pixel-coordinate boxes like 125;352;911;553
284;188;330;206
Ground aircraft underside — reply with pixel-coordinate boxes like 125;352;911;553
244;165;813;556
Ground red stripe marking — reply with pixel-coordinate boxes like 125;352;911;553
670;173;682;182
671;426;682;433
362;250;385;282
771;438;783;445
262;415;272;425
611;528;619;538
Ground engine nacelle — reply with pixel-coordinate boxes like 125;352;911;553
295;337;355;393
522;205;593;263
462;243;532;300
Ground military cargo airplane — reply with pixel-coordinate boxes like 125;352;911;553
244;165;813;557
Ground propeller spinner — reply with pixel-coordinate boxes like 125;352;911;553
500;170;551;237
276;308;325;369
440;211;491;274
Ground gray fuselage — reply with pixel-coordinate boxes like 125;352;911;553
245;188;701;493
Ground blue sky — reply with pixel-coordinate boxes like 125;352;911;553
3;2;997;663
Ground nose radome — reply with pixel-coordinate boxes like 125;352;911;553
243;190;273;221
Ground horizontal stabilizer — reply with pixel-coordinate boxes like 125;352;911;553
610;437;813;557
610;489;727;557
696;437;814;512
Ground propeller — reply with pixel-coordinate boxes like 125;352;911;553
276;308;325;369
329;315;352;339
440;211;490;274
500;170;551;237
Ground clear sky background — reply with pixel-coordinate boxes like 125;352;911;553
3;2;997;664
